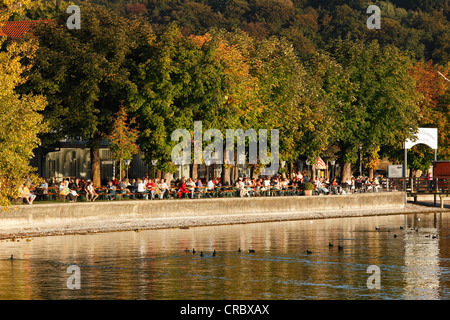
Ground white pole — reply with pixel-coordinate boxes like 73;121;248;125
404;144;407;204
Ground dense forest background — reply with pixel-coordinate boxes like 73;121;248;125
22;0;450;64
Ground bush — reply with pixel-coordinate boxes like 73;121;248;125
304;182;314;190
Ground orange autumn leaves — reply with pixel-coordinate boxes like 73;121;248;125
190;33;261;121
410;60;450;159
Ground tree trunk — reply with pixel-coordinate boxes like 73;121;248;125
288;162;293;179
90;138;101;188
192;164;198;180
342;162;352;182
162;172;172;183
119;159;122;181
369;167;374;180
222;164;231;186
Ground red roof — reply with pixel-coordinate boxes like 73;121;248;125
0;20;54;39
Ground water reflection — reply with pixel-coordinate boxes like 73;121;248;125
403;213;441;299
0;213;450;299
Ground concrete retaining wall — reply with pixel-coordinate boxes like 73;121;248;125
0;192;405;229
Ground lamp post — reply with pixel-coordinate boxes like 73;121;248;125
305;160;310;180
331;160;336;181
205;159;211;181
359;144;362;177
151;159;158;179
124;159;131;180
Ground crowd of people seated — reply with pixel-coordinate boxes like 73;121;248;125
15;170;386;204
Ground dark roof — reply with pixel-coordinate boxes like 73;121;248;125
0;19;54;39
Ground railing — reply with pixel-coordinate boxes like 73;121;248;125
385;177;450;194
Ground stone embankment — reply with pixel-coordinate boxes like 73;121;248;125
0;192;447;239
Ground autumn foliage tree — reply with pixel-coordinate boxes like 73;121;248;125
0;39;47;208
402;60;450;175
106;105;140;181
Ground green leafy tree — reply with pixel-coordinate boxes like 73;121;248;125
22;4;153;187
0;39;47;208
329;39;421;180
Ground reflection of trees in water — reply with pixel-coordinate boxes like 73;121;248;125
1;213;450;299
403;213;441;299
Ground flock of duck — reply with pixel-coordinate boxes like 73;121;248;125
6;222;440;261
185;248;255;257
374;225;439;239
179;223;441;258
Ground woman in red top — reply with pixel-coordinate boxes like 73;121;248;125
146;179;155;199
178;177;189;199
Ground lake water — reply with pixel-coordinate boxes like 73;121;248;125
1;212;449;300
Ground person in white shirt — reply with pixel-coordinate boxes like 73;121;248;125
315;178;329;195
186;178;196;199
160;179;169;199
237;178;248;197
136;178;148;199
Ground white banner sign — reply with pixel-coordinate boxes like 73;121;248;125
405;128;438;150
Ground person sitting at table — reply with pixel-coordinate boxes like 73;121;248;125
244;177;254;195
262;177;270;192
146;179;156;200
315;177;329;195
206;178;216;198
135;178;147;199
129;179;137;193
195;178;204;198
237;178;249;197
371;178;381;193
186;178;196;199
21;183;36;204
59;181;74;202
106;180;116;200
86;180;98;201
68;179;77;190
178;177;190;199
117;179;130;195
39;180;49;201
154;178;162;199
331;178;338;186
160;179;169;199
